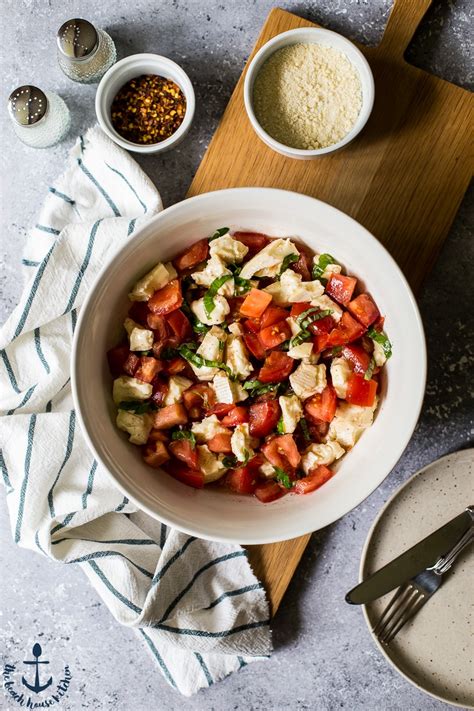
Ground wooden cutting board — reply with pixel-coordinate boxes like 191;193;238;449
186;0;473;615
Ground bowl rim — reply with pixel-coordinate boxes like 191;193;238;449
71;187;427;544
243;27;375;157
95;52;195;154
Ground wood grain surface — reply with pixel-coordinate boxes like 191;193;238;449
186;1;473;615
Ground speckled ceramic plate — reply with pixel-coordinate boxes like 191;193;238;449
360;449;474;708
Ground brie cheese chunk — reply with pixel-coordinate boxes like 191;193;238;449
239;239;299;280
327;401;377;448
231;423;255;463
225;335;253;379
163;375;193;406
116;410;153;445
209;234;249;263
191;255;234;295
197;445;227;483
128;262;177;302
330;357;352;399
373;340;387;367
191;296;230;326
212;373;248;404
113;376;152;404
301;441;345;473
313;254;342;281
278;394;303;434
190;326;227;380
289;362;327;400
192;415;229;442
310;294;343;322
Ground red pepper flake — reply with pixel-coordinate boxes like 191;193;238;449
111;74;186;145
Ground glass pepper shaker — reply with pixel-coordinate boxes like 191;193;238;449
7;85;71;149
57;18;116;84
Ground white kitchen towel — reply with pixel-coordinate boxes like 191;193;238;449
0;126;271;696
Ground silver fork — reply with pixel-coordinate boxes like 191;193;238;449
373;525;474;645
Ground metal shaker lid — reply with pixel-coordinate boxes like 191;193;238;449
8;85;48;126
57;18;98;59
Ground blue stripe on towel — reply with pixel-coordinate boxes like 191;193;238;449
34;327;50;374
49;187;75;205
64;220;101;314
0;450;13;491
105;163;147;213
127;218;137;237
194;653;213;686
13;243;56;339
154;619;270;639
15;414;36;543
115;496;129;512
87;560;142;614
7;385;36;415
82;460;97;509
22;259;40;267
67;550;153;579
1;349;21;393
152;536;197;585
159;550;247;622
205;584;264;610
139;631;177;689
47;411;76;518
160;523;167;549
77;159;121;217
53;537;157;546
35;224;60;235
50;511;77;535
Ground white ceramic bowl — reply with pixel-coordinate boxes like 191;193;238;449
72;188;426;544
95;53;195;154
243;28;375;159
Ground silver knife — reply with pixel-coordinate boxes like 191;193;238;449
346;506;474;605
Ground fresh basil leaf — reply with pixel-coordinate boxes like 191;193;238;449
312;253;338;280
242;449;250;465
278;253;299;277
331;346;343;356
279;339;290;351
276;417;285;434
300;417;311;442
273;466;293;489
234;275;252;294
203;274;233;316
178;343;233;377
290;329;311;348
118;400;153;414
242;380;279;397
193;321;209;335
222;455;238;468
171;429;197;448
364;357;376;381
367;328;392;359
297;308;333;330
208;227;230;242
160;346;178;360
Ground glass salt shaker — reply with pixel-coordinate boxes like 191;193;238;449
7;85;71;149
57;18;116;84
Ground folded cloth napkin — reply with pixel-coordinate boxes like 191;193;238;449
0;126;271;696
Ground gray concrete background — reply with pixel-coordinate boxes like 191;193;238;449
1;1;473;709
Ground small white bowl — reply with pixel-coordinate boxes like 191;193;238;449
71;188;426;545
95;53;195;154
243;28;375;159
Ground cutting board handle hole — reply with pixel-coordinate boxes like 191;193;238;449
380;0;432;59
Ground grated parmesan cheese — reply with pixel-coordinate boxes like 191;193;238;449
253;43;362;150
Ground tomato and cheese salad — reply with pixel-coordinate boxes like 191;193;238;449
107;229;392;503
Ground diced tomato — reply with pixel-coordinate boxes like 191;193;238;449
291;248;312;281
208;432;233;453
166;309;193;342
128;301;150;326
151;376;169;406
348;294;380;327
308;314;336;336
153;403;188;429
312;333;330;353
184;384;216;413
107;344;130;377
346;373;378;407
142;441;170;468
295;465;334;494
243;333;266;360
254;480;285;503
205;402;234;418
123;352;140;376
249;401;281;438
173;238;209;272
148;429;169;443
261;434;301;469
258;320;291;350
304;385;337;423
147;311;168;333
259;306;288;330
290;302;312;318
226;461;260;494
307;420;330;443
342;344;371;374
325;273;357;306
163;356;187;375
226;296;245;321
372;315;385;332
169;439;199;469
135;356;163;383
148;279;183;316
165;461;204;489
259;351;294;383
243;318;261;334
240;288;273;319
221;406;249;426
232;232;270;255
326;312;366;347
